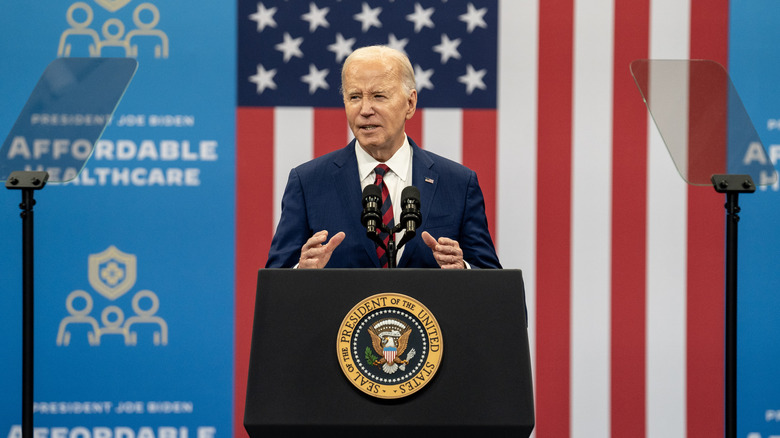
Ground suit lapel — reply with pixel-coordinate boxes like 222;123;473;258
398;140;438;268
332;140;381;268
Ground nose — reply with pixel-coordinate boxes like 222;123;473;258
359;98;374;117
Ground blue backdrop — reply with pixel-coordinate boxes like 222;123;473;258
730;1;780;436
0;1;235;437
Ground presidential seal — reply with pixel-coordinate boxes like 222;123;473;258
336;293;443;399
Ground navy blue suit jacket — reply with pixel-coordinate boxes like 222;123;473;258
265;138;501;269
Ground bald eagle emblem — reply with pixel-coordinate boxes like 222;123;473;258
367;318;417;374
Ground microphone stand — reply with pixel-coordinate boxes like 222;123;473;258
386;235;397;269
367;215;416;269
379;200;421;269
366;223;401;269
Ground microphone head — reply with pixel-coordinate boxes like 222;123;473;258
361;184;382;232
400;185;422;234
362;184;382;205
401;185;420;203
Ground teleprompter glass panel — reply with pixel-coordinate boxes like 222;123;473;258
630;59;777;186
1;57;137;183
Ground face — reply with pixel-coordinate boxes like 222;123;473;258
342;57;417;162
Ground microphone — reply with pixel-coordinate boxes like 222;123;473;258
399;185;421;242
400;186;421;235
361;184;382;238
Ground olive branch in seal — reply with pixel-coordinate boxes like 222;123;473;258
364;346;379;364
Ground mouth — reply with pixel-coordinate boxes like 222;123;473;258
360;125;380;131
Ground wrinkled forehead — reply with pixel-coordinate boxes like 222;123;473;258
342;58;403;93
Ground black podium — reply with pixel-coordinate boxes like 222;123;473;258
244;269;534;436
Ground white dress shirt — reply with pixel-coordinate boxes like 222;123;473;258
356;135;413;262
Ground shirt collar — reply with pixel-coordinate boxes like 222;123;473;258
356;135;411;183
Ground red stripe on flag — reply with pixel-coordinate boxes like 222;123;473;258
536;0;574;436
611;0;650;436
406;108;423;147
687;1;729;436
685;150;727;438
234;107;275;438
314;108;347;157
461;110;497;242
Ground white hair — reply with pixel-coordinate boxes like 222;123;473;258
341;45;416;95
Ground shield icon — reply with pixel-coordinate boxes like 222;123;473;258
94;0;133;12
88;246;137;300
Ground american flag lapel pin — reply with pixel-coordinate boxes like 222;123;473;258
425;177;434;184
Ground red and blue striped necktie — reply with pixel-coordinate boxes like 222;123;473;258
373;164;394;268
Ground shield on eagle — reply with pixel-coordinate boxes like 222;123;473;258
383;346;397;364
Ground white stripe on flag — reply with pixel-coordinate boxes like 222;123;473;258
274;107;314;228
497;1;538;407
422;108;463;164
571;0;614;434
646;0;690;436
646;116;689;438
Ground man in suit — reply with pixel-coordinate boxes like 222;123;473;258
266;45;500;270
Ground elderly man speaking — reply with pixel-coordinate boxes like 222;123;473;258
265;45;501;270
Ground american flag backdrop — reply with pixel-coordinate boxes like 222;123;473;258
234;1;729;437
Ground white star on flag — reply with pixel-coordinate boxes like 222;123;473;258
406;3;435;33
300;64;329;94
301;2;330;33
387;33;409;54
433;34;462;64
459;2;488;33
457;64;486;95
249;64;277;94
414;64;434;91
353;2;383;33
249;2;277;32
327;33;355;63
238;1;497;108
275;32;304;63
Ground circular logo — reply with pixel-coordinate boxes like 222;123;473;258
336;293;443;399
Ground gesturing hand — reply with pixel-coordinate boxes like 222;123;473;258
422;231;465;269
298;230;345;269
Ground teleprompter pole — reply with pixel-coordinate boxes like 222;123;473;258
5;171;49;438
712;174;755;438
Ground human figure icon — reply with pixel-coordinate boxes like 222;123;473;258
124;290;168;346
56;290;101;346
96;18;132;57
126;3;169;58
57;2;100;57
96;305;131;344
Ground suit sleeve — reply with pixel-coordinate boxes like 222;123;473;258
460;170;502;269
265;168;311;268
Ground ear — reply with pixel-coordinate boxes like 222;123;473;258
405;89;418;120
